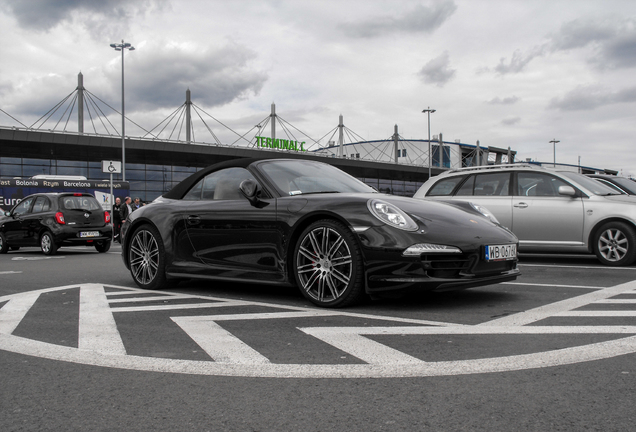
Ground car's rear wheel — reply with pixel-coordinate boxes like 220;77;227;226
594;221;636;266
95;240;111;253
40;232;58;255
128;224;167;289
0;233;8;254
293;219;364;308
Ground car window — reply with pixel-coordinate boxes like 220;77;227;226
427;176;466;196
61;196;101;211
12;197;34;216
471;172;510;196
516;173;569;196
32;196;50;213
184;168;255;201
455;175;475;196
594;179;626;194
560;172;619;195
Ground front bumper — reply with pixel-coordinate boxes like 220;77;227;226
363;248;519;293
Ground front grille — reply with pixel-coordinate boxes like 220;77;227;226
420;253;477;278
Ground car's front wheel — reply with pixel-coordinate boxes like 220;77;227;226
127;224;167;289
594;221;636;266
40;231;58;255
293;219;364;307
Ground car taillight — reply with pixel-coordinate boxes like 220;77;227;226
55;212;65;224
74;193;82;196
105;211;111;223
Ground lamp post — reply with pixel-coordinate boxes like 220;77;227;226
549;139;560;168
422;108;436;178
110;40;135;182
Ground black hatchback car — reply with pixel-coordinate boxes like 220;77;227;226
0;192;113;255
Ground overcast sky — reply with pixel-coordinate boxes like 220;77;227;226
1;0;636;175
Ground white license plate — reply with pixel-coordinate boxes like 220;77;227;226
485;244;517;261
80;231;100;238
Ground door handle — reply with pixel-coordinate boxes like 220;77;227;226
513;202;528;208
187;215;201;225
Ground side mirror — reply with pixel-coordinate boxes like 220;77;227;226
239;179;262;205
4;211;10;217
558;185;576;197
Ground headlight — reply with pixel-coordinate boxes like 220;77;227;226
367;199;419;231
403;243;462;256
470;202;500;224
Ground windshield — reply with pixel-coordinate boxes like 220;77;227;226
258;160;376;196
600;176;636;194
560;172;622;196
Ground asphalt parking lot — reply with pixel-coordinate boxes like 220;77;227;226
1;245;635;431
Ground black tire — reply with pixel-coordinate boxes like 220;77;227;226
0;233;8;254
293;219;364;308
95;240;111;253
40;231;58;255
10;246;20;251
594;221;636;266
127;224;167;290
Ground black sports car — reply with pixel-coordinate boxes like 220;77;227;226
121;158;519;307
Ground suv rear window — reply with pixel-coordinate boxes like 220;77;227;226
60;195;101;211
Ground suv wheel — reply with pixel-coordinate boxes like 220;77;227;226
594;221;636;266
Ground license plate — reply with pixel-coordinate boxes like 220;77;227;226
80;231;100;238
485;244;517;261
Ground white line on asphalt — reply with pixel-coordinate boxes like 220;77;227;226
480;280;636;327
172;317;271;364
0;291;41;334
0;271;22;275
107;294;195;303
503;282;604;289
556;311;636;317
78;284;127;355
11;256;66;261
519;263;636;270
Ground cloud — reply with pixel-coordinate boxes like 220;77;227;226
549;84;636;111
116;41;268;112
487;96;520;105
418;51;456;87
493;17;636;75
2;0;167;38
501;116;521;126
342;0;456;38
494;45;547;75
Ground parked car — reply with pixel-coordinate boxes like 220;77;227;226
120;158;519;308
414;164;636;266
0;192;112;255
587;174;636;195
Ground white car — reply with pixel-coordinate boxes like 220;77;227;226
414;164;636;266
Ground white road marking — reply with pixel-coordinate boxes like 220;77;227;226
503;282;604;290
107;294;195;303
2;282;636;378
172;317;271;364
11;256;66;261
0;271;23;275
78;284;127;355
0;291;41;334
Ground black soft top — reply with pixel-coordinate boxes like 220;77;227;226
162;158;259;200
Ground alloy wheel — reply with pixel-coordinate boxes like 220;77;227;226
130;229;160;285
598;228;628;262
296;226;353;303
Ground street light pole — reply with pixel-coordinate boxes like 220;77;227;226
110;40;135;182
422;108;436;179
549;139;560;168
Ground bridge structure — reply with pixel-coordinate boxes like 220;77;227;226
0;72;515;200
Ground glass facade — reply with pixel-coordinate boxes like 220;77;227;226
1;157;423;202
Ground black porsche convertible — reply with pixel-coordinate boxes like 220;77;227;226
121;158;519;307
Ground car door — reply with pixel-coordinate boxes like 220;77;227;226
24;196;51;244
512;172;584;246
183;167;283;282
4;196;36;245
452;172;514;230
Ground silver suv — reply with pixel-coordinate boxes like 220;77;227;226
414;164;636;266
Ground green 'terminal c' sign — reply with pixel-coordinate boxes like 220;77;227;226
256;136;307;152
